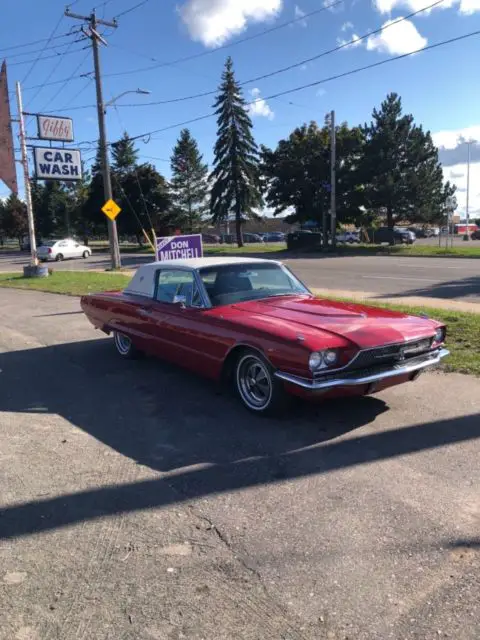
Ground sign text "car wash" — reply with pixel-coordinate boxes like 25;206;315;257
33;147;82;181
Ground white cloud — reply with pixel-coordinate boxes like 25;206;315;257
178;0;283;47
294;4;308;26
323;0;343;11
366;18;427;55
337;33;363;48
459;0;480;13
443;162;480;217
248;88;275;120
341;20;353;30
432;126;480;150
373;0;478;15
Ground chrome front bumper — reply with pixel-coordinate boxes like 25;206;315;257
275;348;449;391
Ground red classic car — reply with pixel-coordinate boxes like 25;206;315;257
81;257;449;415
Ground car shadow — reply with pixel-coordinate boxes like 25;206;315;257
0;337;389;475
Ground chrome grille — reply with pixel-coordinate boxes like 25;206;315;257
314;337;434;377
348;338;434;372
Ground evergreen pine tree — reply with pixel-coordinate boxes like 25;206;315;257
112;132;138;174
362;93;455;231
210;57;262;246
170;128;209;232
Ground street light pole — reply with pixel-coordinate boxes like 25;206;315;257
15;81;37;267
465;140;471;241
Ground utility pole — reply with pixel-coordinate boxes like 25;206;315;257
65;8;121;269
330;109;336;250
15;81;37;267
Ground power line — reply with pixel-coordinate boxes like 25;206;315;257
116;0;446;108
21;14;65;84
11;45;88;68
37;51;91;114
103;0;344;79
123;27;480;144
27;41;88;110
20;73;91;93
2;40;82;60
57;76;94;112
0;31;77;54
115;0;150;18
50;0;446;113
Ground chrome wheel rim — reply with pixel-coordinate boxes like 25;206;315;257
114;332;131;355
237;355;272;410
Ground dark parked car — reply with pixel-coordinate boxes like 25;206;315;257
262;232;286;242
243;233;264;243
21;237;43;251
471;229;480;240
201;233;221;244
367;227;415;245
287;231;323;250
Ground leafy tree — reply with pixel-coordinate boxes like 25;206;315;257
261;119;364;231
114;163;175;241
170;128;209;232
2;193;28;247
31;180;70;238
111;132;138;174
362;93;455;231
81;145;109;242
210;57;262;246
0;198;5;246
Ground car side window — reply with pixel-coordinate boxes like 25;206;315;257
155;270;202;307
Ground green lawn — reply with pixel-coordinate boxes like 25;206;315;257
0;271;131;296
336;243;480;258
90;243;287;256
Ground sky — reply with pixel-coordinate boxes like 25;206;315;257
2;0;480;218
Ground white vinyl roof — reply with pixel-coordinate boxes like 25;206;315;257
124;256;282;298
150;256;279;269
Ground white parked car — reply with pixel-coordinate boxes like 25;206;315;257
37;239;92;262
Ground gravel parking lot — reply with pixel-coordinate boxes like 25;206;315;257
0;289;479;639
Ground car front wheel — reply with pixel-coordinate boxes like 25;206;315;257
234;350;288;416
55;253;64;261
113;331;141;359
82;250;90;259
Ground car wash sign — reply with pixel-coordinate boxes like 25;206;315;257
33;147;82;181
156;234;203;261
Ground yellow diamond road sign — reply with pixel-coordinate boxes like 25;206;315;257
102;199;121;221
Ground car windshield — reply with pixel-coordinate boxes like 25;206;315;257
199;262;310;307
42;241;57;247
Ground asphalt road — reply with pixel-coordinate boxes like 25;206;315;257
1;289;479;639
1;248;479;303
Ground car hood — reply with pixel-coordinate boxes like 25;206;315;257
231;295;438;349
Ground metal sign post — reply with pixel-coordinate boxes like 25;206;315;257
15;81;37;268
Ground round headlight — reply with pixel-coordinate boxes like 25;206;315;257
434;327;445;343
323;350;338;365
309;352;323;371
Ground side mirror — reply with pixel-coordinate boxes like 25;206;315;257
173;295;187;307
